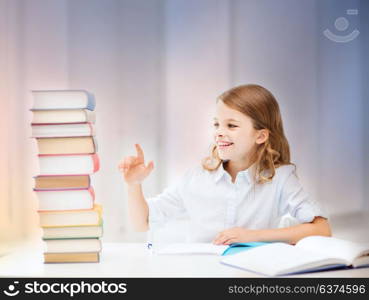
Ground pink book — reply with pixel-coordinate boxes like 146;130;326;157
38;153;100;175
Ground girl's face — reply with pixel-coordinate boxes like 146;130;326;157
213;100;266;163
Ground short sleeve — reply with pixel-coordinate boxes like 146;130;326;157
146;168;194;229
278;169;328;224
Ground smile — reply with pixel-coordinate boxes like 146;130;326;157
217;142;234;149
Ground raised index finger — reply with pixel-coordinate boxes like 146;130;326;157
135;143;145;163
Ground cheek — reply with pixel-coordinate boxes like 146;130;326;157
236;134;256;150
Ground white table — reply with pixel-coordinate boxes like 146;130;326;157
0;241;368;278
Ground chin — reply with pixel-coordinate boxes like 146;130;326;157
218;154;231;161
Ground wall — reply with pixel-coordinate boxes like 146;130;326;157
0;0;367;244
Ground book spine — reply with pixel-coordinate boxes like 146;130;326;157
87;122;95;136
92;136;98;153
86;91;96;111
84;110;96;123
88;186;95;201
92;153;100;173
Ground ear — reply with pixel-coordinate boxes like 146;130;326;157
255;129;269;145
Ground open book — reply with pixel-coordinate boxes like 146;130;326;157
155;242;268;256
221;236;369;276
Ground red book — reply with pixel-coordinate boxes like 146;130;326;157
38;153;100;175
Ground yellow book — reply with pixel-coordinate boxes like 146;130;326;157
44;252;100;263
39;203;102;228
36;136;97;155
34;174;90;189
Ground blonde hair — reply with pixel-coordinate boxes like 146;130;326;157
202;84;295;184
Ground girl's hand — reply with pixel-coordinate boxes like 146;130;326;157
212;227;259;245
118;144;154;185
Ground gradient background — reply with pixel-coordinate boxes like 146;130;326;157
0;0;368;245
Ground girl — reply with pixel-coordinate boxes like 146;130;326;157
118;84;331;245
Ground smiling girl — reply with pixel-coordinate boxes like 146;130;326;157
118;84;331;245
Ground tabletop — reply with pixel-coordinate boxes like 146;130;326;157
0;241;368;278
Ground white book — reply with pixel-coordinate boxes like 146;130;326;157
32;122;95;138
221;236;369;276
38;154;99;175
31;109;95;124
44;238;101;253
39;204;101;227
42;226;103;239
156;243;229;255
31;90;95;110
35;188;94;211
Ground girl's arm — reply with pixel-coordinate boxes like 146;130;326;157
118;144;154;232
213;216;332;245
126;183;149;232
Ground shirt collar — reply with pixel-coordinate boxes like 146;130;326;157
213;161;254;184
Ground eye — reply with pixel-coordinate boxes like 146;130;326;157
213;123;219;127
228;124;237;128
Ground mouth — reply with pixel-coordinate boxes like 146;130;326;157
217;142;234;149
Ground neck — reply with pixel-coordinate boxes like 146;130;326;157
224;159;254;182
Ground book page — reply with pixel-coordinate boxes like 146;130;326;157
352;254;369;268
221;242;346;276
156;243;228;255
296;236;369;264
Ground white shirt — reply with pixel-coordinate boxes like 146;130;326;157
147;163;328;242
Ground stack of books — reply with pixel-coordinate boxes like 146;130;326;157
31;90;103;263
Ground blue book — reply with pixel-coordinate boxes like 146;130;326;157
221;236;369;276
31;90;96;111
222;242;270;256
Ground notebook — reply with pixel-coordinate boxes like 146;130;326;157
221;236;369;276
155;242;268;256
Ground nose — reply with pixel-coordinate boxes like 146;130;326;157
215;127;225;137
